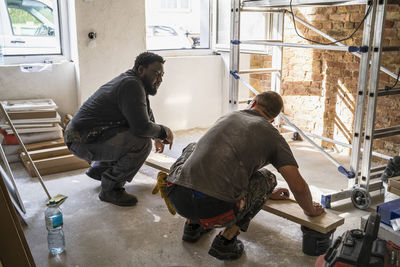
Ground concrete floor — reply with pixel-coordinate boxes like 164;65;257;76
10;128;397;267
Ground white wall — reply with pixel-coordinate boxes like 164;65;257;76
74;0;147;104
151;55;223;130
0;1;227;132
0;62;78;115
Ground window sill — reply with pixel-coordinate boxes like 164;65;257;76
1;55;70;66
147;48;216;58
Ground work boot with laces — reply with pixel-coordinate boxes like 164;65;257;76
381;156;400;183
182;222;211;243
99;185;137;206
208;232;244;260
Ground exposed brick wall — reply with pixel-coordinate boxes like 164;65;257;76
250;4;400;160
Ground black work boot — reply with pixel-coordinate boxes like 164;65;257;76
99;187;138;206
381;156;400;183
208;232;244;260
182;222;211;243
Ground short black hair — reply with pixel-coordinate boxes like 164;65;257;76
133;52;165;71
255;91;284;119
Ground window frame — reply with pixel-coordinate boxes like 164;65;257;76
0;0;71;65
145;0;214;55
159;0;191;12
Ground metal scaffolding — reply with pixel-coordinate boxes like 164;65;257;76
228;0;400;209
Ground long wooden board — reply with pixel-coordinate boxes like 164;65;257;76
263;200;344;234
22;138;65;152
388;186;400;196
26;146;70;160
22;155;89;177
389;176;400;189
145;152;345;234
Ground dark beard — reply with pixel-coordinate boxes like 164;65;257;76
146;85;157;96
143;78;157;96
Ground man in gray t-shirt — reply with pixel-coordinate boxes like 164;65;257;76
165;91;324;261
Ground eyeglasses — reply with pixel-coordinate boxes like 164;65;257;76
149;69;164;78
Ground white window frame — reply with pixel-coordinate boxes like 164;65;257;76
160;0;191;12
145;0;214;56
0;0;72;65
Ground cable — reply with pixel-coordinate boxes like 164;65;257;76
384;68;400;90
288;0;372;45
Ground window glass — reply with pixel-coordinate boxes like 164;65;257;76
1;0;61;56
145;0;210;50
216;0;273;53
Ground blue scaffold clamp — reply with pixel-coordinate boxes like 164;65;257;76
321;194;331;209
348;46;368;53
231;40;241;45
230;70;240;79
338;166;355;179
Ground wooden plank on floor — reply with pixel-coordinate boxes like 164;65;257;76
24;157;89;177
33;154;87;169
27;146;70;160
388;185;400;196
22;139;65;152
263;200;344;234
389;176;400;189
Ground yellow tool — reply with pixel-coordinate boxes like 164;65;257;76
152;172;176;215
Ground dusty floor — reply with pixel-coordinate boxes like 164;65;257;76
9;128;398;267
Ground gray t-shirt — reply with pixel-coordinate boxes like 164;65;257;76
167;109;298;203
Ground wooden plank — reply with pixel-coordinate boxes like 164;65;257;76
0;166;35;267
144;152;175;174
388;185;400;197
145;152;344;234
34;154;88;169
19;155;35;177
27;146;70;160
5;125;61;134
263;200;344;234
22;138;65;152
23;156;89;177
11;113;61;124
389;176;400;189
8;110;57;120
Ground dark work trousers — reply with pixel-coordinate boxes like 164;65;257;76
68;130;152;191
167;143;277;232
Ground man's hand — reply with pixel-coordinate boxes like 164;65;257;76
154;139;165;153
303;201;324;217
269;187;290;200
162;126;174;150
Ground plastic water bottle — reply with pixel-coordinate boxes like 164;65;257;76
45;200;65;254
